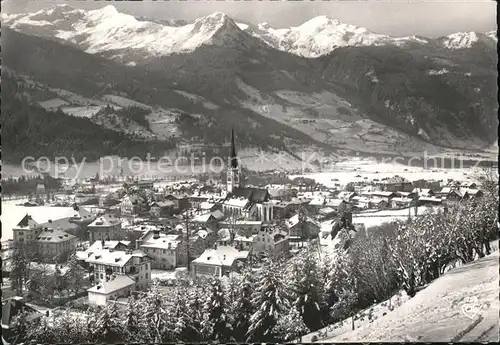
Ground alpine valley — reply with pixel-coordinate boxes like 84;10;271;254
1;4;498;164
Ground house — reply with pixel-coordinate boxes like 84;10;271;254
318;207;336;219
377;176;413;193
67;205;97;226
233;234;258;252
370;191;396;203
135;230;186;269
324;199;347;212
12;214;41;244
418;196;443;206
460;188;483;198
396;191;416;199
308;196;327;209
87;275;136;307
85;248;152;303
352;196;371;209
285;214;321;241
2;297;44;344
120;195;149;216
370;198;389;209
337;192;357;202
391;197;413;209
76;240;131;262
412;188;435;197
88;215;122;243
191;245;249;278
35;228;77;262
253;227;289;258
193;213;219;230
165;194;190;213
149;201;175;218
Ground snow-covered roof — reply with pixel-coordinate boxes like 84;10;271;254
285;214;319;228
36;228;76;243
192;245;249;267
309;196;326;206
140;232;182;250
87;275;135;295
85;248;147;267
325;199;345;208
14;214;39;230
223;197;250;208
194;212;215;223
88;214;121;227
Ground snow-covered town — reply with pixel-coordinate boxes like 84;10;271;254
1;0;498;343
2;129;499;343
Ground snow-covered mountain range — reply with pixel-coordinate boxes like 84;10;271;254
1;4;497;60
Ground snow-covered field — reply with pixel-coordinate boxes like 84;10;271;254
319;250;499;342
1;199;76;240
290;159;483;188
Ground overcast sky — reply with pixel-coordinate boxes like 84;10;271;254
2;0;496;37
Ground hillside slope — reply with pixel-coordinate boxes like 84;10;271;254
323;251;499;342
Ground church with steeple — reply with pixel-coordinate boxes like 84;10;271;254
227;128;240;193
222;129;274;223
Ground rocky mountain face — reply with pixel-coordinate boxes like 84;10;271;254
1;4;497;162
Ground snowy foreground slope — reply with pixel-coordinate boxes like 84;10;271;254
315;250;499;342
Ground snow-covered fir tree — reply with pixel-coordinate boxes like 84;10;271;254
231;268;255;341
201;278;233;342
246;259;290;342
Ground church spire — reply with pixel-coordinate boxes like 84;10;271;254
227;128;240;193
230;128;238;169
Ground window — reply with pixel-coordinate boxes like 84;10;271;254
145;273;148;279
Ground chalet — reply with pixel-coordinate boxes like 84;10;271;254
191;245;249;278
